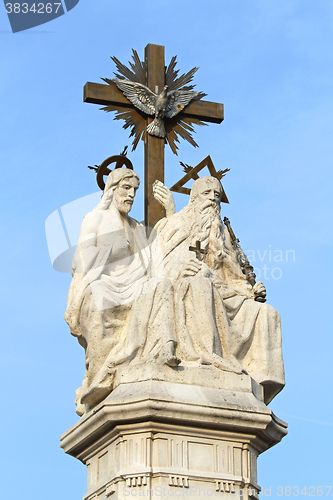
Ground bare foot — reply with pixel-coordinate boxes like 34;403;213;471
165;355;181;367
199;357;212;366
80;365;115;406
159;341;181;367
75;386;86;417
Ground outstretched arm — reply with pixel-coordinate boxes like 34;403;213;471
152;180;176;217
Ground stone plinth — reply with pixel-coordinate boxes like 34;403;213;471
60;365;287;500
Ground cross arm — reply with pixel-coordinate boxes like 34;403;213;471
184;100;224;124
83;82;224;123
84;82;129;107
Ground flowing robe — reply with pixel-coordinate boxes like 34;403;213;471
155;209;285;404
65;200;176;408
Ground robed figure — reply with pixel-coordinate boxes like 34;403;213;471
65;168;179;414
153;176;285;404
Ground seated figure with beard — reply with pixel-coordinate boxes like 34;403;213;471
153;176;285;404
65;168;179;415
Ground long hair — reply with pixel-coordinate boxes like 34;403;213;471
96;169;140;211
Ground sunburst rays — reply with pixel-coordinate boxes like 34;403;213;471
101;50;206;154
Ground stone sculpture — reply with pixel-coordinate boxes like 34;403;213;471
61;45;287;499
64;168;179;415
153;176;285;404
112;79;201;138
65;168;285;415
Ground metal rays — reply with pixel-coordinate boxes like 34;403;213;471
100;49;207;154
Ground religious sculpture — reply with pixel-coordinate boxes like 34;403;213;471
65;43;284;417
153;176;285;405
93;47;211;156
65;167;285;415
60;46;287;500
112;79;201;138
64;167;179;415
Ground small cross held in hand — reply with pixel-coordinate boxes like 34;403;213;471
189;241;208;262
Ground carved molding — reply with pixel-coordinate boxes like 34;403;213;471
125;475;148;487
215;480;236;493
105;483;116;497
169;475;189;487
74;416;283;500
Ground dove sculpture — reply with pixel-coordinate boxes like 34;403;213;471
112;78;200;138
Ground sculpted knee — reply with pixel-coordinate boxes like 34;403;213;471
157;277;173;293
186;276;213;292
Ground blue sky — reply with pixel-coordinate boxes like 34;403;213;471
1;1;332;498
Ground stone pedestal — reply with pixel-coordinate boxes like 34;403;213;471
60;365;287;500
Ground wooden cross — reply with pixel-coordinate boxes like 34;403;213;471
83;43;224;228
189;240;208;262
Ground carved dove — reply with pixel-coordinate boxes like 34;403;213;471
112;78;200;138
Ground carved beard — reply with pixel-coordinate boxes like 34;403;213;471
190;200;225;268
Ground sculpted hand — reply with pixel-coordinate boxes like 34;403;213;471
253;281;267;301
153;180;176;217
197;261;212;278
181;258;202;278
181;258;212;278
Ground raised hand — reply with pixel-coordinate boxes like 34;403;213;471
152;180;176;217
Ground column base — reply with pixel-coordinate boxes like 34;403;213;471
60;365;287;500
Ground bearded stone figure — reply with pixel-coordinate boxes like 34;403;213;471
153;176;285;404
64;168;179;415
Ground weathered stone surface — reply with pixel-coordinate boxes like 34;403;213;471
62;169;287;500
60;370;287;500
65;172;285;415
64;169;179;413
153;177;285;405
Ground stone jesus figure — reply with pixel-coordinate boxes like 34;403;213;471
65;168;179;414
153;176;285;404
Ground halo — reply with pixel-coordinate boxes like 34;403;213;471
96;155;133;190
